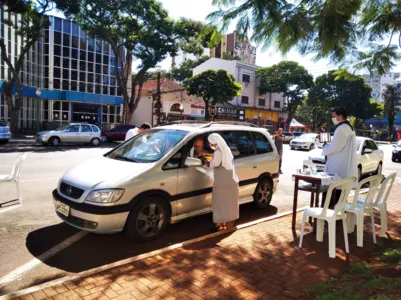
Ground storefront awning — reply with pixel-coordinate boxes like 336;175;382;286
290;118;305;128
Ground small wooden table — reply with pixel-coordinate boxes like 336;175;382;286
292;174;330;230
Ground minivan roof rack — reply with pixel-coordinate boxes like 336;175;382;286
159;120;259;128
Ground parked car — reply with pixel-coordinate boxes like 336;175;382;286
292;132;303;137
282;132;295;143
0;120;11;143
392;141;401;162
290;133;320;151
101;125;137;142
303;137;384;180
36;123;102;146
52;123;280;241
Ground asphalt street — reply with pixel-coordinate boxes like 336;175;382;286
0;142;400;295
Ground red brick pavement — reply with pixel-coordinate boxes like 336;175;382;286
7;183;401;300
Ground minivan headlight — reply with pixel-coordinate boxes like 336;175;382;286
86;189;125;203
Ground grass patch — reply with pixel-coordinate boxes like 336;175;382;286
306;246;401;300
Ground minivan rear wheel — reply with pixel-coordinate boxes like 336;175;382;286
253;178;273;209
125;197;170;242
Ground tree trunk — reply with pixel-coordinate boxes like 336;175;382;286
388;119;394;142
3;86;22;134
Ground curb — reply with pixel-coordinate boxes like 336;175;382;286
0;206;308;300
8;139;35;143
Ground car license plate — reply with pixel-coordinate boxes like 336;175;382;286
55;201;70;217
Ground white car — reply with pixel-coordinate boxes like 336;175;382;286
290;133;320;151
303;137;384;180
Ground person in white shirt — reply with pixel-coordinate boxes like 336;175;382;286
322;107;358;208
125;122;151;141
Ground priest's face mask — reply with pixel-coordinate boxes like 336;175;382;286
331;112;343;125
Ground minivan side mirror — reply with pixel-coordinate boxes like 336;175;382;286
184;157;203;168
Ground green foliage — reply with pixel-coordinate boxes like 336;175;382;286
382;85;400;142
309;70;379;129
171;56;210;83
185;69;242;119
382;247;401;265
256;61;313;126
209;0;401;75
0;0;53;133
55;0;219;123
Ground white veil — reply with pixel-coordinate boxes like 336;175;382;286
208;133;234;170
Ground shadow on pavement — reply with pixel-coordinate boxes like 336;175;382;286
25;203;278;274
0;143;118;153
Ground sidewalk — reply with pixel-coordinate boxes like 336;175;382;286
3;183;401;300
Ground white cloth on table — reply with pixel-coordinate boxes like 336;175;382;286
125;127;139;141
322;122;358;186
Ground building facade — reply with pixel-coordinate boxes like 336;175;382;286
0;12;124;131
362;71;401;102
193;58;284;131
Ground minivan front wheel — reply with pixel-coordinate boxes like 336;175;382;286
125;197;170;242
253;178;273;209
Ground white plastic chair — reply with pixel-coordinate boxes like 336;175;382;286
345;174;384;247
299;177;356;259
360;172;397;237
0;153;27;206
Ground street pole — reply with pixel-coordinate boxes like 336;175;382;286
35;89;41;133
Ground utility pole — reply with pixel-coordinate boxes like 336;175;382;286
156;72;162;125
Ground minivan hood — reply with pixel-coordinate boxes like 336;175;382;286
61;156;153;190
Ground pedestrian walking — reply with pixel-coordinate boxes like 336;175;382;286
322;107;358;207
205;133;239;232
273;128;284;174
125;122;151;141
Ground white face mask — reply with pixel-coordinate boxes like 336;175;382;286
332;117;339;125
210;145;217;150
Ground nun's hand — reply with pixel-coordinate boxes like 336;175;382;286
205;160;210;167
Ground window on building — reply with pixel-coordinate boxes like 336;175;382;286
258;98;265;106
72;36;79;49
72;23;79;36
80;37;87;50
54;32;61;45
54;45;61;56
88;52;94;62
242;73;250;83
88;39;94;51
63;34;70;47
241;96;249;104
63;58;69;68
54;18;62;31
71;59;77;70
62;80;69;90
63;20;71;33
54;67;61;78
54;56;60;67
63;47;70;57
274;101;281;108
54;79;60;89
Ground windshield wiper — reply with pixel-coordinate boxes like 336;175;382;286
113;155;139;163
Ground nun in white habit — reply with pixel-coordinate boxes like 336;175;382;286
205;133;239;231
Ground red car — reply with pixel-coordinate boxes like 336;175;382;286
101;125;137;142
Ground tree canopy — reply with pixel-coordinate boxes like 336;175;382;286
209;0;401;75
55;0;220;123
382;85;400;141
308;70;381;129
186;69;242;120
171;55;209;83
0;0;53;133
256;61;313;126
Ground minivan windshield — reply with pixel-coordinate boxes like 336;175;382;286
105;129;188;163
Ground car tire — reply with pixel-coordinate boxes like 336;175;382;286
100;135;108;143
392;158;396;162
253;178;273;209
375;162;383;175
49;137;60;147
90;138;101;147
125;197;170;242
309;144;313;151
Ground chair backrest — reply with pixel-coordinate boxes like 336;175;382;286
349;174;384;210
321;177;356;218
374;172;397;206
10;153;27;180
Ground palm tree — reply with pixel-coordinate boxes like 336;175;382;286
382;85;400;142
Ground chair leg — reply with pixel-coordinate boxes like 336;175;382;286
328;221;336;258
356;213;364;248
342;217;349;254
316;219;324;242
379;206;388;237
299;213;307;248
370;210;376;244
347;212;355;234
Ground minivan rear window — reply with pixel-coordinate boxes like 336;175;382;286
105;129;188;163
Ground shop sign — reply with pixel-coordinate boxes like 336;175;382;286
217;106;237;117
191;104;205;116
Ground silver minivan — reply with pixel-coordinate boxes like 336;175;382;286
53;123;280;241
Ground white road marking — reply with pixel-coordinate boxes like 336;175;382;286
0;231;87;288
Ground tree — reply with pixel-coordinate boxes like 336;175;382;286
209;0;401;75
171;55;209;83
186;69;242;120
0;0;53;133
382;85;400;142
309;70;381;129
56;0;219;124
256;61;313;127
